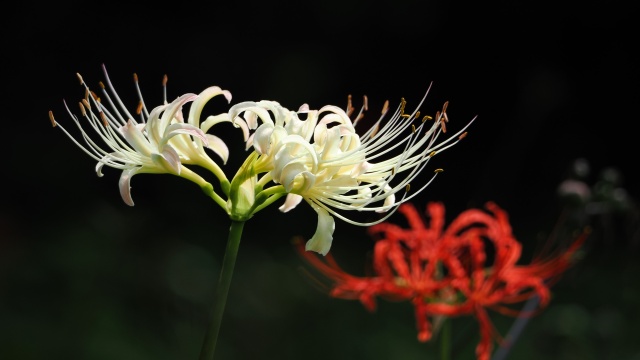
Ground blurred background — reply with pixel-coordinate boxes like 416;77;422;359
2;1;639;359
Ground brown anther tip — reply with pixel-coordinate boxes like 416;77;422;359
346;94;354;116
422;115;432;123
434;168;444;173
163;74;168;86
458;132;468;140
401;114;411;119
442;101;449;113
411;124;416;133
136;101;143;115
133;73;138;82
100;112;108;127
429;151;437;157
363;95;368;111
405;184;411;192
76;73;84;85
443;112;449;123
415;111;420;118
98;81;105;89
48;110;57;127
78;101;87;117
440;121;447;133
391;167;396;175
90;90;99;101
382;100;389;115
81;99;91;110
370;124;380;139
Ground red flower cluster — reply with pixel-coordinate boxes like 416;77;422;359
295;202;588;360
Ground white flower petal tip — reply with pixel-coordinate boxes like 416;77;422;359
304;207;336;256
118;169;136;206
278;194;303;213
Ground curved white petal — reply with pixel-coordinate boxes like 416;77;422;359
204;134;230;164
120;119;153;156
279;162;316;193
163;123;209;148
253;124;275;154
229;102;275;127
118;168;139;206
187;86;232;128
375;185;395;213
304;206;336;256
151;146;182;174
279;193;303;213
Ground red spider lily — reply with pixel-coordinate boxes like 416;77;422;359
295;202;588;360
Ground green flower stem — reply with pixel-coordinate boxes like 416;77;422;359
199;220;246;360
179;167;227;210
440;317;451;360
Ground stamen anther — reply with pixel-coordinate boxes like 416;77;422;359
78;102;86;117
346;94;354;117
381;100;389;116
49;110;57;127
100;112;108;127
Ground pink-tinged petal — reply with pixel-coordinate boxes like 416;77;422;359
151;146;181;174
120;119;153;156
118;168;139;206
145;104;170;146
158;93;198;130
350;160;373;177
202;113;250;142
229;102;275;128
245;133;255;150
204;134;229;164
188;86;232;127
244;111;259;130
305;206;336;256
298;103;310;112
163;123;209;147
279;193;303;213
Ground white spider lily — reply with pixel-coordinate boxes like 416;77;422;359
229;83;476;255
49;65;248;208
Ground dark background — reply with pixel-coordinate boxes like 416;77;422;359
3;1;639;359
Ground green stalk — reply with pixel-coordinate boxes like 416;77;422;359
440;317;451;360
199;220;246;360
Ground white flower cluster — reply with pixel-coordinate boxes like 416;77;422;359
50;65;475;255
